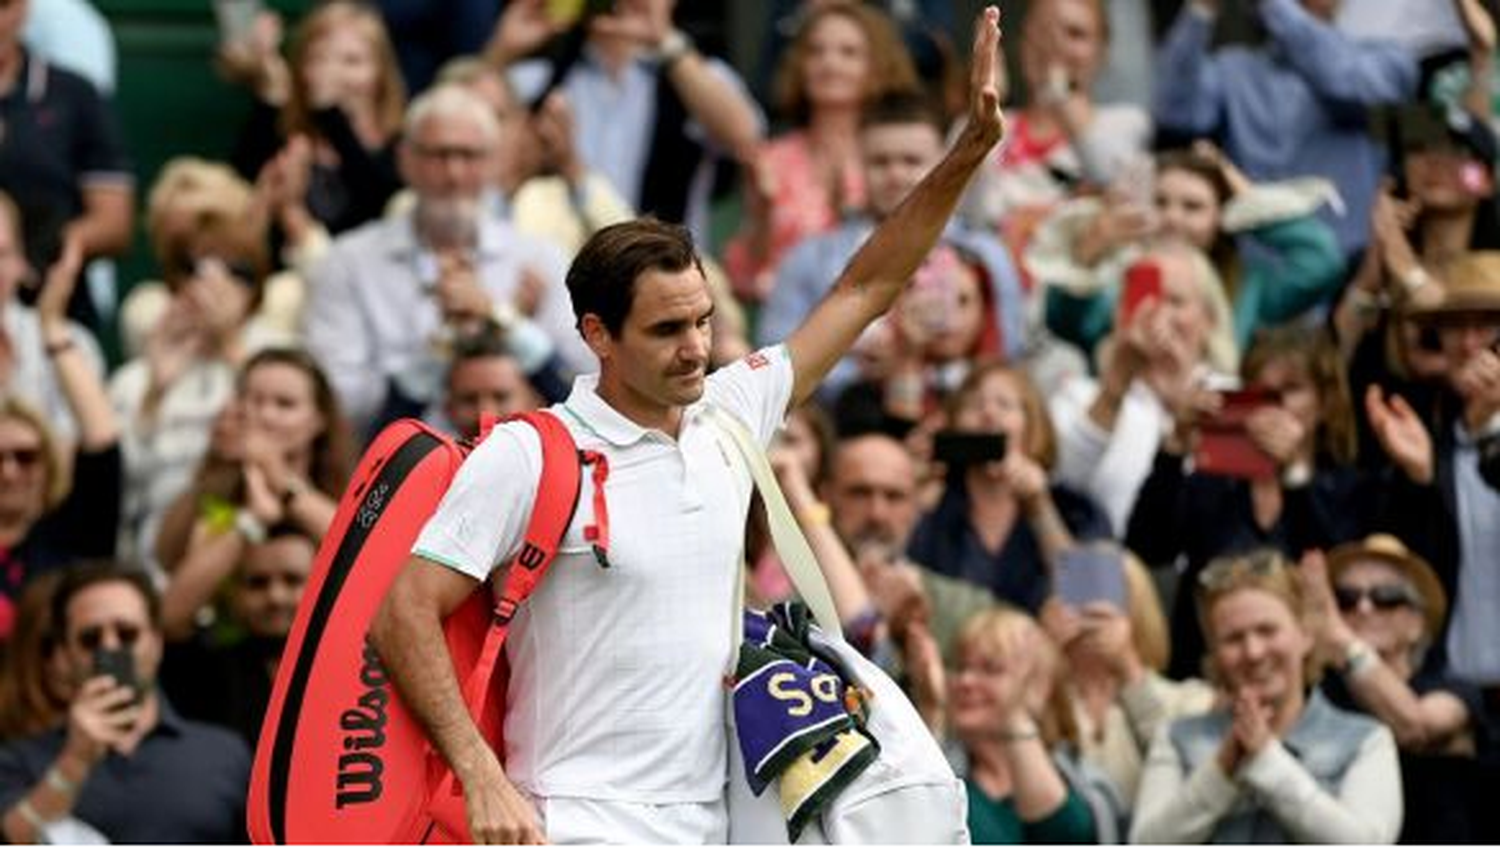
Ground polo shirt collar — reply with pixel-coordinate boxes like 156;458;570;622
560;374;662;447
1;50;45;104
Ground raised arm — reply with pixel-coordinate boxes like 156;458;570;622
38;238;118;451
784;7;1006;408
594;0;764;163
1261;0;1417;106
1152;3;1225;135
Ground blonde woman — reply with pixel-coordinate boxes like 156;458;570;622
1131;549;1402;844
230;0;406;235
910;606;1124;843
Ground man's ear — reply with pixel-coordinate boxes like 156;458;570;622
581;314;612;362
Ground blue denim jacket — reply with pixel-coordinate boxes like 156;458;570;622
1168;689;1385;843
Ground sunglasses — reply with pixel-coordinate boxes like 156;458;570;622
1198;549;1286;590
75;621;143;652
1335;584;1419;613
0;447;41;469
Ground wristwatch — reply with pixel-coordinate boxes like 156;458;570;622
655;29;694;68
235;509;269;545
1342;639;1377;678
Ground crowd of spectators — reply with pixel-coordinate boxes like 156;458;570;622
0;0;1498;842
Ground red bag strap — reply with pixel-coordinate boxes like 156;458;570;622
458;410;606;706
426;411;610;843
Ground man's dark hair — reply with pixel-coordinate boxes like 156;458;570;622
51;561;163;638
860;90;946;135
450;321;515;366
566;218;704;337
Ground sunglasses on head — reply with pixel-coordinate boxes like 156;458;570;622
1198;549;1285;590
75;621;143;652
1334;584;1418;613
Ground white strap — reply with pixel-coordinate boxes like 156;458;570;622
708;406;844;642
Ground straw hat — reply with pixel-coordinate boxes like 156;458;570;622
1406;253;1500;322
1325;534;1447;636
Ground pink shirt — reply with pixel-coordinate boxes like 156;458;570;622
725;131;865;301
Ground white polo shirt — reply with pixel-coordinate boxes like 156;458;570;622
413;346;794;803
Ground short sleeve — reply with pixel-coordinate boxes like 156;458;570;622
411;423;543;581
66;74;132;184
703;345;794;447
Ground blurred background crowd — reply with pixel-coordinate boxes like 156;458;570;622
0;0;1498;842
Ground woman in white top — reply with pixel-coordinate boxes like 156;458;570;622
1131;548;1403;844
1046;240;1236;533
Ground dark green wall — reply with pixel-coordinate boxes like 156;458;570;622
98;0;312;289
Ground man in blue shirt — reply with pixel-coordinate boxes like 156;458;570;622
0;564;250;844
1154;0;1418;258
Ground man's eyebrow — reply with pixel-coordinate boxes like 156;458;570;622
645;305;716;333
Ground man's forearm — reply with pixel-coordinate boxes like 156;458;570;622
370;584;497;782
70;187;134;257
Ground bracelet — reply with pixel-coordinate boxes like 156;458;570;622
798;501;832;527
43;766;76;796
1400;266;1432;296
1000;723;1041;743
1343;639;1378;678
1281;460;1313;489
655;29;694;68
234;509;268;545
14;798;48;832
1346;286;1386;315
44;337;76;358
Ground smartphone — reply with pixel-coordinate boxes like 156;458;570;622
1119;260;1164;325
93;646;143;706
932;431;1006;466
1055;547;1128;612
213;0;263;45
1193;389;1278;480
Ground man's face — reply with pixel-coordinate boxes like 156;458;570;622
63;581;162;696
588;267;714;417
861;122;944;218
824;435;920;552
234;537;314;640
399;111;492;214
444;354;538;439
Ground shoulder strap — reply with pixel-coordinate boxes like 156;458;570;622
705;406;843;643
458;410;586;706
